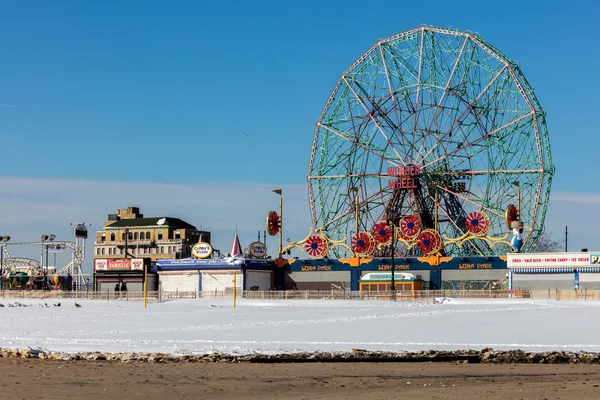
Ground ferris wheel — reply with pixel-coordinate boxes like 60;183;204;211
308;26;552;257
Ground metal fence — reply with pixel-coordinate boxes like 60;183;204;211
0;289;598;302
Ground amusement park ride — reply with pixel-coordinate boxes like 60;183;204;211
0;224;89;289
268;26;552;265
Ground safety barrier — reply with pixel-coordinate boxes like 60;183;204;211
0;289;597;301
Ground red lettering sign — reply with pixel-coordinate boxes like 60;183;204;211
387;165;421;177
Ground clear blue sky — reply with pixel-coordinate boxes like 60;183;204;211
0;0;598;267
0;0;596;189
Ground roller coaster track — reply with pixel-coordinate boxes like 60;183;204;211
3;241;85;282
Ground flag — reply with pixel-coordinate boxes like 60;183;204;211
230;233;243;257
272;189;282;195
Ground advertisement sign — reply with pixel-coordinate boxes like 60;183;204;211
108;259;132;271
130;259;144;271
507;252;591;268
94;259;108;271
248;242;267;258
192;242;213;259
95;258;145;271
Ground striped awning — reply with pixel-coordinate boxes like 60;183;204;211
511;266;600;273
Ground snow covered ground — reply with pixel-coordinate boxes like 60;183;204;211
0;298;598;355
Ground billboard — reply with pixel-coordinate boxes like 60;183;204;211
507;252;591;268
95;258;144;272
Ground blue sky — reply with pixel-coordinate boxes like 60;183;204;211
0;0;598;271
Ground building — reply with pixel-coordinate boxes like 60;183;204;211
94;207;210;262
507;251;600;290
156;259;273;293
93;206;210;292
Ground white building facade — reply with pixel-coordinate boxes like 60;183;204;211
507;252;600;290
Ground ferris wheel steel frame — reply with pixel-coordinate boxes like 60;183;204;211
308;26;552;257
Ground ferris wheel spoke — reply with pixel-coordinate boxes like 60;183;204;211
410;28;427;156
317;124;390;166
342;77;406;165
316;183;389;232
435;184;532;233
433;200;486;256
378;43;409;153
415;63;511;166
421;36;469;139
421;111;533;170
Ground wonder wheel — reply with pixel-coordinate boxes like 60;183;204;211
308;26;552;257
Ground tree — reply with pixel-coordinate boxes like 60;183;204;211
528;232;563;252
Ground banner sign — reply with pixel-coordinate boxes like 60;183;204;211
507;253;591;268
95;258;144;271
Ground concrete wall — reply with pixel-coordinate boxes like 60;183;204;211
512;273;574;290
578;273;600;290
160;273;199;292
201;271;241;293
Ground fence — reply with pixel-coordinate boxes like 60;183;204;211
0;289;598;302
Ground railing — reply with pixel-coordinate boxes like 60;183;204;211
0;289;598;302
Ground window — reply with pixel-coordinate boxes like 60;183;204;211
134;232;138;240
146;232;150;240
128;232;133;240
167;246;172;254
120;248;124;255
175;232;181;240
96;248;100;255
160;246;164;253
101;248;105;255
110;233;115;241
158;232;163;240
101;235;105;242
122;233;126;240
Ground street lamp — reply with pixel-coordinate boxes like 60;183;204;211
41;234;56;288
0;236;10;290
272;189;283;258
390;222;396;302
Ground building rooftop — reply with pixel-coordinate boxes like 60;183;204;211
105;217;197;230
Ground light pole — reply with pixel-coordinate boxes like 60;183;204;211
41;234;56;288
0;236;10;290
390;222;396;301
272;189;283;258
350;187;360;267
